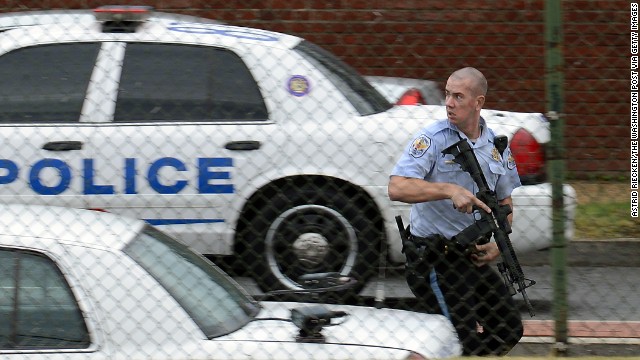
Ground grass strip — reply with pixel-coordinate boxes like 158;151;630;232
575;202;639;240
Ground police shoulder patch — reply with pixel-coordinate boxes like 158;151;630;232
409;135;431;158
506;148;517;170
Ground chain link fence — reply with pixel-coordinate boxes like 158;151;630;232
0;1;637;358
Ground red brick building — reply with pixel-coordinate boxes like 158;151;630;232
1;1;629;178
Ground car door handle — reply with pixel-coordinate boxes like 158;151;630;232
42;141;84;151
225;141;261;151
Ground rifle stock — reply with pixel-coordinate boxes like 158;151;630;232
443;137;536;317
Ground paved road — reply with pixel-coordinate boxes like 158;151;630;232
510;240;640;356
233;240;640;356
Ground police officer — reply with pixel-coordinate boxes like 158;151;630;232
388;67;523;355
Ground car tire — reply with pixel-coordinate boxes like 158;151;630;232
238;177;382;297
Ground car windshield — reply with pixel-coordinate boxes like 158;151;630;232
294;40;392;116
124;226;261;338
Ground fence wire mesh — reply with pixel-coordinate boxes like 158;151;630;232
0;1;637;358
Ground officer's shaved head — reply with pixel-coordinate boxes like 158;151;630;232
449;67;487;97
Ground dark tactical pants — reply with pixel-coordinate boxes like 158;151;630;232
403;234;523;356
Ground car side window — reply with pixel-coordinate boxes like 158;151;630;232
0;43;100;123
0;249;90;350
114;43;268;122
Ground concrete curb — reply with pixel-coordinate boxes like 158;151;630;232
520;239;640;267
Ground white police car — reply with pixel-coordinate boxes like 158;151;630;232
0;204;461;359
0;6;576;293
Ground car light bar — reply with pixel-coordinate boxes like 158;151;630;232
93;5;153;23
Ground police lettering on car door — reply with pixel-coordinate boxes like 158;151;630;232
0;157;234;195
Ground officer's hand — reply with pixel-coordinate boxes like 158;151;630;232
470;242;500;267
450;186;491;214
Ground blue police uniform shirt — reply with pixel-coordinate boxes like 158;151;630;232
390;118;521;239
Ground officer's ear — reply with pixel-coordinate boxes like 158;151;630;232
475;95;485;111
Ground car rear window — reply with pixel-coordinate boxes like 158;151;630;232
123;225;260;338
293;40;391;116
114;43;268;122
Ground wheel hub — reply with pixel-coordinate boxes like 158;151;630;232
292;232;330;268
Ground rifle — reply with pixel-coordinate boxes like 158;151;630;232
442;135;536;317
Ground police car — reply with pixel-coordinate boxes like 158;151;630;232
0;6;576;293
0;204;461;359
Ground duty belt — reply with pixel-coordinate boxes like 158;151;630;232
409;233;469;254
407;234;451;255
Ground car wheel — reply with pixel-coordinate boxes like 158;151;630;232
238;178;382;296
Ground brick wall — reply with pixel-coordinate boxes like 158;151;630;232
1;1;629;179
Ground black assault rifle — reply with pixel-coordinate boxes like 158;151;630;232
442;135;536;317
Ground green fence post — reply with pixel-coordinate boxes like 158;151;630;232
545;0;568;355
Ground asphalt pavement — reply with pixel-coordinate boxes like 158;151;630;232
510;239;640;357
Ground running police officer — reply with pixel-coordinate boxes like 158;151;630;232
388;67;523;355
